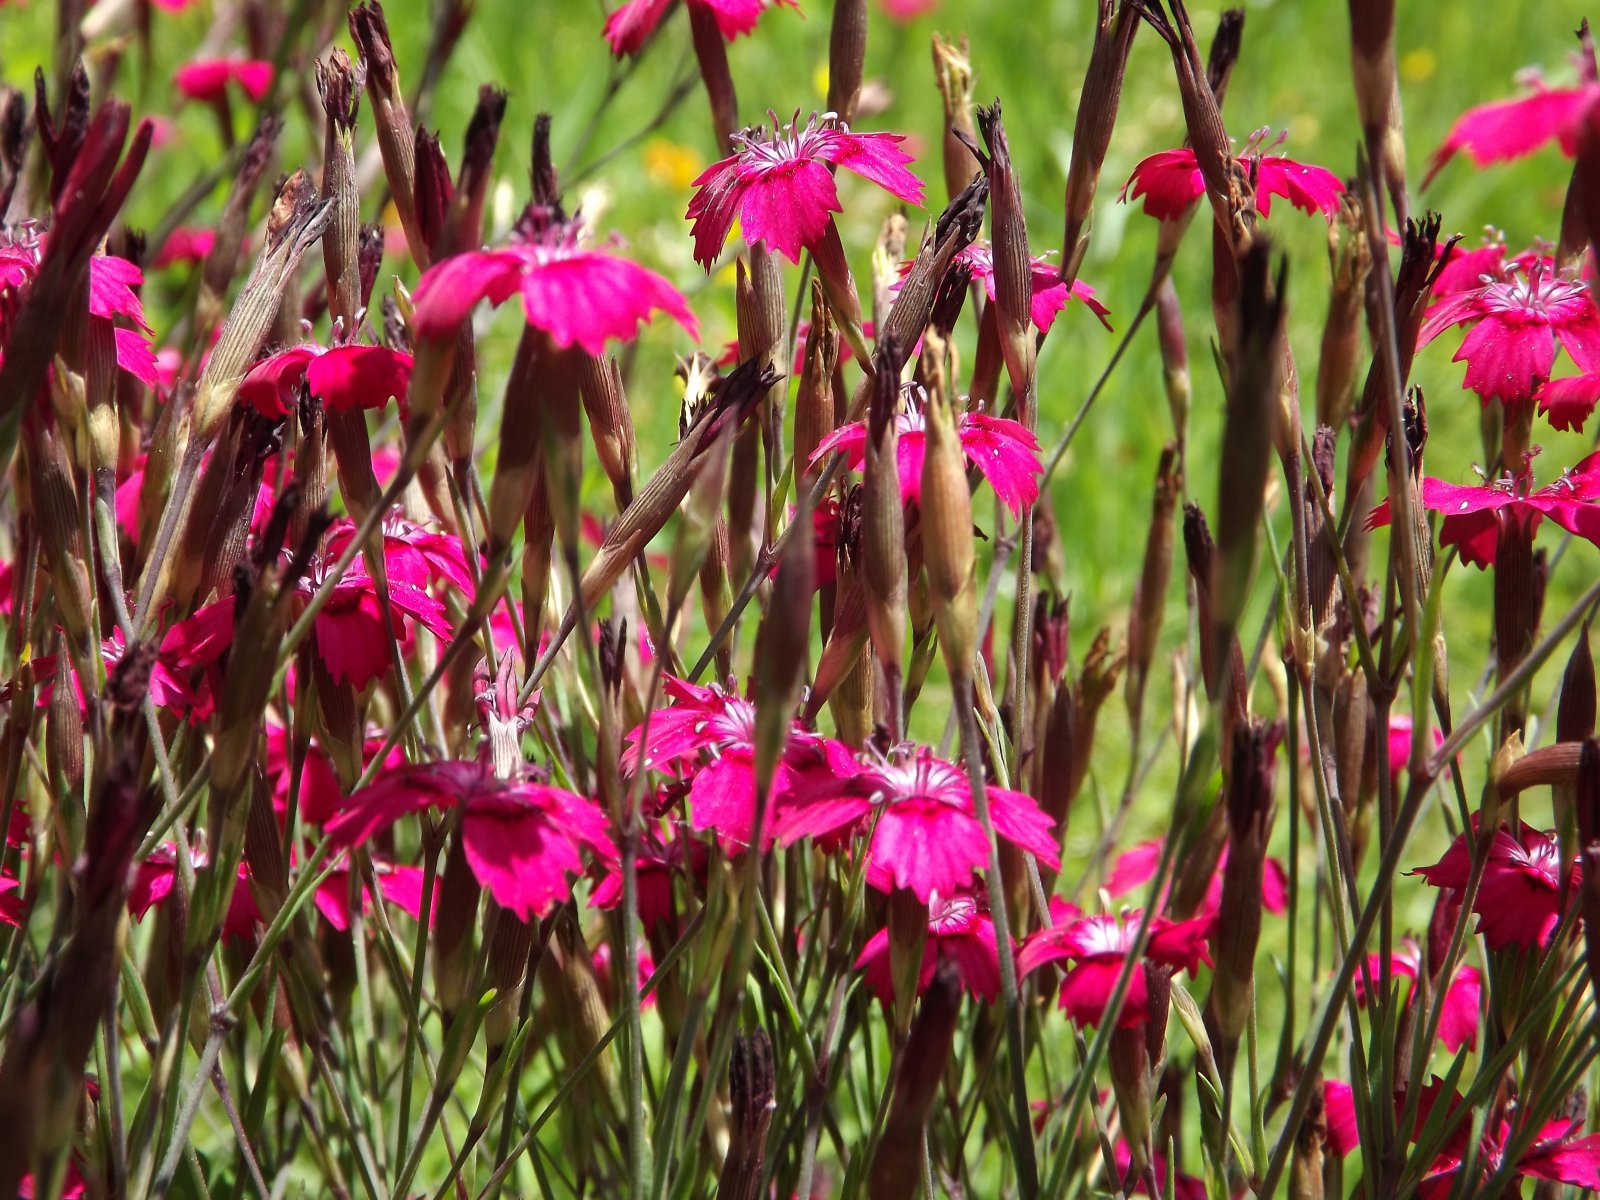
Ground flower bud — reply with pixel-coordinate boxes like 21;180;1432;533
1060;1;1138;284
46;640;83;804
1155;277;1191;444
1127;446;1180;725
921;382;978;678
582;354;638;510
932;35;980;203
196;117;280;336
862;347;908;728
717;1031;777;1200
1560;625;1597;745
25;419;92;652
1494;510;1541;737
827;0;868;125
1578;738;1600;1011
350;2;425;263
975;101;1036;412
318;49;365;326
1348;0;1408;219
484;906;538;1052
867;962;961;1200
887;887;929;1036
1316;193;1371;433
794;282;841;484
752;496;815;808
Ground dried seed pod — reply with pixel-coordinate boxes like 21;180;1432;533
717;1031;777;1200
1127;446;1180;726
1348;0;1408;221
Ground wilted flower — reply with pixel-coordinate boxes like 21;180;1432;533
1367;450;1600;568
604;0;796;56
325;759;615;921
856;893;1003;1003
411;219;697;354
174;58;274;104
773;743;1060;902
238;342;413;419
686;111;925;267
1121;129;1345;222
624;676;851;852
1420;253;1600;412
809;384;1044;518
1017;910;1212;1028
1411;818;1571;950
1424;70;1600;187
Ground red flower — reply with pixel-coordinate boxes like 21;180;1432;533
592;938;658;1008
130;843;260;942
1353;944;1482;1052
174;58;274;104
326;759;615;921
1017;910;1212;1028
238;343;414;419
1411;819;1571;950
604;0;795;56
1420;253;1600;411
809;399;1044;519
1121;130;1345;222
856;893;1005;1003
624;676;850;852
686;112;925;268
325;511;476;597
1366;450;1600;568
153;226;217;269
1324;1080;1359;1157
0;875;24;928
945;243;1112;334
313;858;433;931
1112;1141;1206;1200
411;223;696;355
1411;1081;1600;1198
1424;72;1600;187
590;823;706;934
773;743;1061;902
1104;837;1289;921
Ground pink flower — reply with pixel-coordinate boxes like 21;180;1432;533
1112;1141;1206;1200
174;58;274;104
1424;73;1600;187
325;510;476;597
603;0;795;56
590;825;706;934
1385;714;1444;780
856;893;1004;1003
1104;837;1289;921
238;343;414;419
773;743;1061;902
1017;910;1212;1028
686;112;925;268
0;875;24;928
880;0;937;19
944;244;1112;334
1420;253;1600;411
1353;944;1482;1052
313;858;432;931
624;676;850;852
1366;450;1600;568
592;938;658;1008
809;400;1044;519
152;226;217;269
325;759;615;921
1121;130;1345;222
411;222;696;355
1411;819;1571;950
1323;1080;1359;1157
131;844;260;942
1411;1081;1600;1198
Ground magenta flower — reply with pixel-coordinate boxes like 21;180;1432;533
1385;714;1445;781
809;397;1044;519
590;825;707;934
152;227;217;270
686;112;925;268
1112;1142;1205;1200
238;343;414;420
856;893;1005;1004
326;759;615;921
1411;818;1571;950
1411;1081;1600;1199
411;222;696;355
313;858;432;931
592;938;658;1009
945;243;1112;334
1366;450;1600;568
131;844;260;942
0;875;24;928
1017;910;1212;1028
1104;837;1288;921
603;0;795;56
1324;1080;1359;1158
1353;944;1482;1052
325;511;476;597
174;58;274;104
772;743;1060;902
1420;253;1600;411
1424;71;1600;187
1121;130;1345;222
624;676;850;852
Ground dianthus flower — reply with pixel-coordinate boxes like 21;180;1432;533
1420;253;1600;412
1017;909;1212;1028
1424;68;1600;186
238;343;414;420
772;743;1060;902
1410;1080;1600;1199
1104;837;1288;922
1411;818;1572;950
1121;129;1345;222
686;111;925;268
590;822;707;934
152;226;217;270
325;759;615;921
174;58;274;104
411;217;697;355
325;511;476;597
1353;943;1482;1052
1366;450;1600;568
130;844;260;942
939;244;1112;334
856;893;1004;1003
604;0;795;56
313;858;432;931
809;383;1043;518
623;676;850;852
